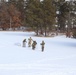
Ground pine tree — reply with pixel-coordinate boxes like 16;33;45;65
42;0;56;36
25;0;56;36
25;0;42;35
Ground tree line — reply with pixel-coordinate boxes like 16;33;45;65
0;0;76;36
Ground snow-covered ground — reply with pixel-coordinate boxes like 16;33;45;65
0;31;76;75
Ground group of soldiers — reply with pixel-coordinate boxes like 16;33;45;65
23;37;45;52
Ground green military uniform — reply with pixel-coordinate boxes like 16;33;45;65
40;41;45;52
28;37;33;47
32;41;37;50
23;39;27;47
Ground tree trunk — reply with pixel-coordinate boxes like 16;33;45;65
36;25;39;36
44;24;47;37
40;24;43;35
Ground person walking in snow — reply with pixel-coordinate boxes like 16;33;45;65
28;37;33;47
32;41;37;50
23;39;27;47
40;41;45;52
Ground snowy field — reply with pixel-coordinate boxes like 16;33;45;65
0;31;76;75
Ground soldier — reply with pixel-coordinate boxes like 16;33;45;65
32;41;37;50
23;39;27;47
28;37;33;47
40;41;45;52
